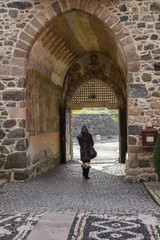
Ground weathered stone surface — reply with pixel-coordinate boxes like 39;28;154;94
2;91;24;101
129;136;137;145
129;84;148;98
51;2;61;15
16;139;29;151
119;4;127;12
128;153;138;168
138;160;150;168
19;120;26;128
155;22;160;30
137;23;145;28
142;73;151;82
0;82;4;90
6;102;16;108
7;2;32;10
152;92;160;97
151;34;158;40
3;119;16;128
0;129;6;139
5;152;28;169
142;64;154;71
2;139;15;145
0;160;5;168
128;125;143;135
141;54;152;61
144;44;154;50
7;129;25;139
135;35;148;41
9;9;18;18
0;146;9;154
151;102;160;109
152;49;160;54
18;78;27;88
14;169;32;180
150;2;160;11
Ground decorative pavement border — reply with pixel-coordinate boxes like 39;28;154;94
67;213;160;240
0;213;42;240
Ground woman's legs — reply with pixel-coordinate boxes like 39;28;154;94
82;162;91;179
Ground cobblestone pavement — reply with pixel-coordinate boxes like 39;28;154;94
0;141;160;239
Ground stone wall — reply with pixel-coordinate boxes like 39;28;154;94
73;114;119;137
0;0;160;182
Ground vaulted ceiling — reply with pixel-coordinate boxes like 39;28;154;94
28;10;126;88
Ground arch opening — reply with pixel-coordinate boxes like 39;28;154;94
26;9;127;176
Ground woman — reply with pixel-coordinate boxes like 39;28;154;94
77;126;94;179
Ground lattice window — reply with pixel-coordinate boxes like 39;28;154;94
72;80;117;104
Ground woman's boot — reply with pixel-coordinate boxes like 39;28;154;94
85;168;90;179
82;167;85;178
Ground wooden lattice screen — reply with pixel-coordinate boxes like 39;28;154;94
72;80;117;104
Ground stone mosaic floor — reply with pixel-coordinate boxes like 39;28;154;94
0;213;42;240
67;214;160;240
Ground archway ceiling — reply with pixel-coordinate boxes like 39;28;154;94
29;10;126;87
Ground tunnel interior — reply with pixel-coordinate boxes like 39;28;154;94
26;10;127;172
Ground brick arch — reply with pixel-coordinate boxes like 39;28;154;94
12;0;139;77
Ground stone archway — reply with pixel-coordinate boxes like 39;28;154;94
1;0;147;182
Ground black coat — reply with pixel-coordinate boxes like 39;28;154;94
77;126;94;162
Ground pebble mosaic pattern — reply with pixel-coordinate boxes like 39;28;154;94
0;213;42;240
67;214;160;240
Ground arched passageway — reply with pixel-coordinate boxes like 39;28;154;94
26;10;128;175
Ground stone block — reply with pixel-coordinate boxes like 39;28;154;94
120;36;133;46
0;129;6;139
129;84;148;98
85;0;97;14
7;2;32;9
129;136;137;145
14;49;27;58
128;62;140;72
10;108;25;118
59;0;69;11
3;119;16;128
2;90;24;101
0;82;4;90
18;78;27;88
30;18;43;30
16;40;29;51
150;2;160;11
36;11;49;24
68;0;78;9
7;129;25;139
14;168;32;180
142;73;151;82
9;9;18;18
128;106;141;115
138;160;150;168
0;66;11;76
151;102;160;109
79;0;88;10
128;125;142;135
12;66;25;77
51;2;61;15
0;160;5;168
0;146;9;154
100;9;111;22
106;15;119;27
24;24;37;37
2;139;15;145
128;153;138;168
19;31;33;45
5;152;28;169
16;138;29;151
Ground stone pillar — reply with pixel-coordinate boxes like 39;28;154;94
119;107;127;163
